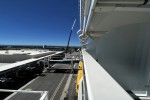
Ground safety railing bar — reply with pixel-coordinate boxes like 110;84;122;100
39;91;49;100
0;89;43;94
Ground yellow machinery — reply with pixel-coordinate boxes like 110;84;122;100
76;60;83;93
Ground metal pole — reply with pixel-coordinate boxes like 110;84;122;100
48;56;51;68
66;19;76;53
44;57;46;70
40;91;49;100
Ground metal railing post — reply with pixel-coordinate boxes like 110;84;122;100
40;91;49;100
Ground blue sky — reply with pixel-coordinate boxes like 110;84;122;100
0;0;80;46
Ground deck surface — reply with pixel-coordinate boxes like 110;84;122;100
6;52;79;100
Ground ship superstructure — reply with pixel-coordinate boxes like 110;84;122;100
77;0;150;100
1;0;150;100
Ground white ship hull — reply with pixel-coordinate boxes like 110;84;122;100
78;0;150;99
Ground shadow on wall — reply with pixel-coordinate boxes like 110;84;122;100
86;23;150;95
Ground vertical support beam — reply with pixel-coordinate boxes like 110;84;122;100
71;58;73;73
48;56;51;68
44;57;46;70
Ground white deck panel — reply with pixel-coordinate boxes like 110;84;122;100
0;50;55;63
82;49;133;100
0;63;11;67
0;51;63;72
0;50;52;55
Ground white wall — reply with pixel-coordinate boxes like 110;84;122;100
86;23;150;95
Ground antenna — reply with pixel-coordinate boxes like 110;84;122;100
66;19;76;53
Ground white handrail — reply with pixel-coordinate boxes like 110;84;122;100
82;49;133;100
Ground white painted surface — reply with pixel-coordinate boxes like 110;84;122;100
0;50;55;63
0;50;51;55
0;51;63;72
78;0;150;99
79;0;150;39
86;23;150;96
0;63;11;67
82;49;133;100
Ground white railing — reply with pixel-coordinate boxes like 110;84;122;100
78;0;97;45
0;51;63;73
81;49;133;100
0;89;49;100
